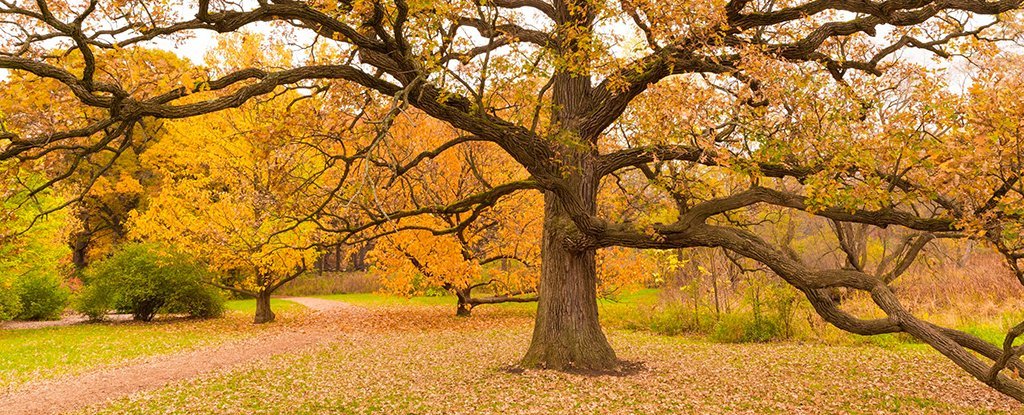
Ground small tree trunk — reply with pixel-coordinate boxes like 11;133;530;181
133;298;162;322
521;192;618;371
456;291;473;317
254;291;275;324
70;233;90;271
712;272;721;319
351;242;373;271
456;295;471;315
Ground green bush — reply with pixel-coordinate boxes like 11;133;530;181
766;284;799;339
0;274;69;321
0;180;74;321
710;313;783;343
14;273;70;320
76;243;224;321
603;302;718;336
75;283;116;320
0;279;22;321
167;284;225;318
646;305;710;336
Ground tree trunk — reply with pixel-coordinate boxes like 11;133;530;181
521;191;618;371
351;241;373;271
455;288;473;317
520;3;616;369
456;295;473;317
254;291;275;324
70;232;90;271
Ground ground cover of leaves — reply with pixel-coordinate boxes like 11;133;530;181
83;306;1021;415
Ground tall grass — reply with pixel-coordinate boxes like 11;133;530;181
894;250;1022;315
275;272;380;296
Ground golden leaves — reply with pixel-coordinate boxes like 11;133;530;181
128;89;337;291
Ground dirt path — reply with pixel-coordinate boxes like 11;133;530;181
1;313;134;330
0;297;366;415
281;296;364;312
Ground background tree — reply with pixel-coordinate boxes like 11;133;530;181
369;196;544;316
359;112;542;315
0;48;190;269
128;88;346;323
0;174;72;321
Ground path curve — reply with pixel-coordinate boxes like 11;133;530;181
281;296;365;312
0;297;364;415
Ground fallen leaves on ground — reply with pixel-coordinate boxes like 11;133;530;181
81;306;1021;415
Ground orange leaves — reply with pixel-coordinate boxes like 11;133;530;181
372;228;482;295
621;0;727;41
368;187;542;297
90;172;143;198
358;109;541;297
597;246;658;295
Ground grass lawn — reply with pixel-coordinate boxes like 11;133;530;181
80;307;1020;415
317;290;1016;348
0;299;306;391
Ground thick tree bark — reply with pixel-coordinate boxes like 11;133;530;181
521;191;618;371
253;291;275;324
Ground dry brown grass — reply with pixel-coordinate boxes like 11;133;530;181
894;251;1023;314
276;272;381;296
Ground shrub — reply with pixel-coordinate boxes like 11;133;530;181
646;305;705;336
766;284;799;339
0;279;22;321
75;283;114;320
167;284;225;318
76;243;224;321
14;273;70;320
705;275;791;343
710;313;783;343
602;302;717;336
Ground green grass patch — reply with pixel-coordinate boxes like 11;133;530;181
600;288;660;306
319;289;1022;352
0;316;256;390
316;290;659;317
0;299;307;389
316;292;538;315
